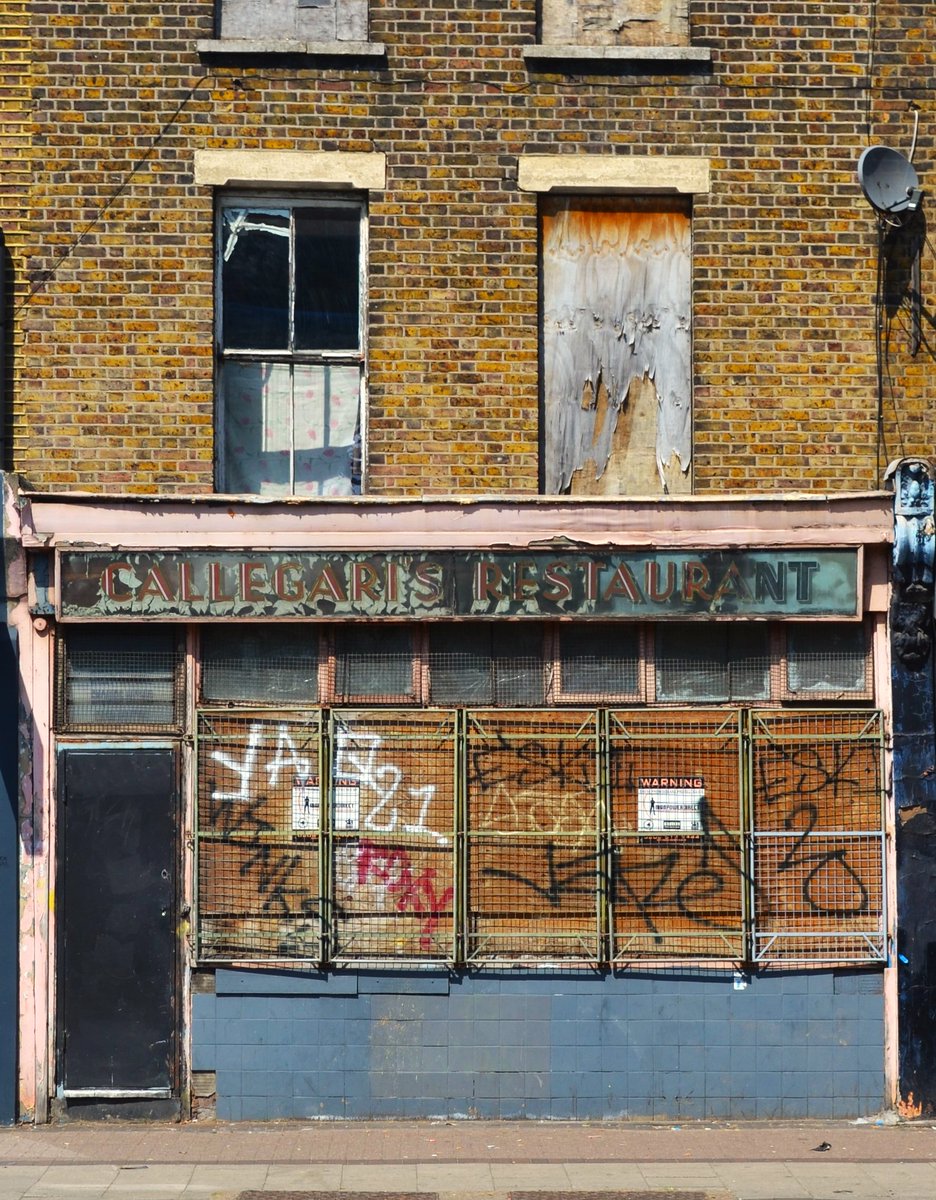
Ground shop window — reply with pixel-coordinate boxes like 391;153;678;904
541;197;692;497
216;196;364;496
540;0;689;49
57;627;184;731
217;0;367;44
201;626;320;703
784;622;870;698
428;625;546;706
655;624;771;702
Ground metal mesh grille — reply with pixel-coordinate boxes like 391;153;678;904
201;625;319;703
58;626;184;731
334;627;416;700
557;624;640;698
428;625;547;705
655;625;771;702
193;701;885;967
785;624;870;697
196;713;323;960
608;710;745;960
465;711;601;962
330;710;456;962
750;710;885;962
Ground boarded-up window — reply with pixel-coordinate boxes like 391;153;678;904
541;0;690;48
219;0;367;42
541;197;691;496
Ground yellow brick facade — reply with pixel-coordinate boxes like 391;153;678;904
3;2;935;494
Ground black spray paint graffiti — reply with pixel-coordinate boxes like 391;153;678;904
469;733;596;798
206;781;320;922
613;798;749;935
482;842;598;907
470;733;881;939
756;740;878;918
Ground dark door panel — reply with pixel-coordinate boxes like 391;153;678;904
59;748;177;1093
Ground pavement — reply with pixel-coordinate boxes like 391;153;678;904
2;1119;936;1200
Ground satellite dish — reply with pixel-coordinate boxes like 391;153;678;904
858;146;923;216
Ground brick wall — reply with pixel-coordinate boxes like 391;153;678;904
9;2;936;493
0;0;31;462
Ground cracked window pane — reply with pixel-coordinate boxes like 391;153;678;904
221;208;290;350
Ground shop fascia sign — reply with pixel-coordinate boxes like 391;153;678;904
56;547;861;620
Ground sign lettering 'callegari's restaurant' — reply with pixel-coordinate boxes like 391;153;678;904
57;549;861;620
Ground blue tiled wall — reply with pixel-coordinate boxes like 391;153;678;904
192;968;885;1121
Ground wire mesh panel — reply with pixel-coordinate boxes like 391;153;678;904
749;710;885;963
329;710;457;962
608;709;746;960
465;710;602;963
196;713;323;960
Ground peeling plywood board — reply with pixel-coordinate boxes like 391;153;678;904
542;197;692;496
568;373;690;496
541;0;689;47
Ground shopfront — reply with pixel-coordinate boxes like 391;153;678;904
15;491;896;1120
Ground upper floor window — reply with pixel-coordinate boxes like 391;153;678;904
540;0;689;50
218;0;367;43
216;196;365;496
541;196;692;496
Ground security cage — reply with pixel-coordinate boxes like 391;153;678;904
329;709;458;963
193;705;887;967
195;712;325;962
608;710;746;961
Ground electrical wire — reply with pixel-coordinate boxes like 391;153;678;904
13;72;215;316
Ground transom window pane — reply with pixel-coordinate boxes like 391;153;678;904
201;626;319;703
558;624;639;696
787;623;867;694
428;625;545;705
335;627;415;698
61;627;181;727
656;624;770;702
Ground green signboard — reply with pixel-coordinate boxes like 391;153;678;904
57;548;861;620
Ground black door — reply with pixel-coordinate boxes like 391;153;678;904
58;748;177;1094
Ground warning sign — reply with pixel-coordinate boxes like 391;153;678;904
333;779;361;831
637;776;705;832
292;776;320;831
291;776;361;831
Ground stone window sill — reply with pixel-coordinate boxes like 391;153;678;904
524;44;712;67
197;38;386;59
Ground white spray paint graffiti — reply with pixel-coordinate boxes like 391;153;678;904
333;725;450;845
210;722;448;844
211;723;312;804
